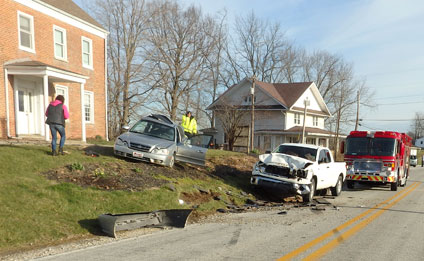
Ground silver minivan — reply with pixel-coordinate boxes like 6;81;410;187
114;114;211;167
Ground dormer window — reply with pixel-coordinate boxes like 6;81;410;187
244;96;256;103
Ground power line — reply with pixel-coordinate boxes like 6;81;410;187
358;123;380;131
373;94;424;101
373;101;423;106
360;119;414;122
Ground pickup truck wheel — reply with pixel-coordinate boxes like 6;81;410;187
347;180;354;189
331;175;343;196
302;178;316;203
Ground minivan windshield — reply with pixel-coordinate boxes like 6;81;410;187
130;120;175;141
346;137;396;156
274;145;317;161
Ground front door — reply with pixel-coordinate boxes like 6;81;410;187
17;79;40;135
176;135;212;166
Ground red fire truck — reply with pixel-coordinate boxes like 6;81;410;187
342;131;412;191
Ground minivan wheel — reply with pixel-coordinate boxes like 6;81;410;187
167;154;175;168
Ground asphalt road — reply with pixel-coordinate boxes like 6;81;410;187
38;167;424;261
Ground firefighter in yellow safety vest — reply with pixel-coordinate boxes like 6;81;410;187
181;111;197;138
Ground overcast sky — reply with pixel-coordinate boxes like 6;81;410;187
76;0;424;133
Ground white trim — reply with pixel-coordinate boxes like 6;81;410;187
43;75;49;141
83;91;94;124
6;66;88;84
104;37;109;141
53;25;67;61
13;0;108;39
17;11;35;53
80;84;86;142
4;69;10;137
13;78;19;136
81;36;93;70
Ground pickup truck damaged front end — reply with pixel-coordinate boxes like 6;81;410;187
251;153;313;195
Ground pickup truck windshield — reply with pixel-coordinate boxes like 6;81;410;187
346;137;396;156
274;145;317;161
130;120;175;141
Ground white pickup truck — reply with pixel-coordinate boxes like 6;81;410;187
251;143;346;202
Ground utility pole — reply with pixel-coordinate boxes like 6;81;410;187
301;97;309;144
250;75;256;153
355;90;360;131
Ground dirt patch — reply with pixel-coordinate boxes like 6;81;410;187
180;191;221;205
42;152;259;192
43;160;210;191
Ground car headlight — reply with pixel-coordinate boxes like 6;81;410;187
253;162;265;173
152;147;169;155
115;137;128;147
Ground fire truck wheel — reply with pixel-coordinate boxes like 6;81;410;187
346;180;354;189
331;175;343;196
391;177;398;191
302;178;316;203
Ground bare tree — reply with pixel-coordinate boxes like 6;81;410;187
90;0;154;138
410;112;424;140
214;100;249;151
145;0;216;121
225;11;292;84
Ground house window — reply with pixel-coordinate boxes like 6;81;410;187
18;11;35;52
306;138;316;145
294;113;300;124
289;137;299;143
84;91;94;123
55;85;69;108
244;96;256;103
54;26;67;61
82;37;93;69
313;116;318;127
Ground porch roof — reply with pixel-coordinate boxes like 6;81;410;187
255;126;341;137
5;60;88;84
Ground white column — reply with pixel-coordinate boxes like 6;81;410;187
43;75;49;141
80;83;86;142
4;69;10;137
326;138;329;148
104;37;109;141
315;137;319;146
13;78;19;136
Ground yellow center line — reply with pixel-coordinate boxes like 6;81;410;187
278;182;419;261
304;181;420;260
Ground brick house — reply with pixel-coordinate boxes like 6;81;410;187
207;78;336;151
0;0;108;142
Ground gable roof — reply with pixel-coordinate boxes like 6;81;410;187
39;0;103;29
255;81;312;108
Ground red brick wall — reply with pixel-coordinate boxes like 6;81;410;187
0;0;106;140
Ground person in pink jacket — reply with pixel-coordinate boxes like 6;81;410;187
45;95;69;156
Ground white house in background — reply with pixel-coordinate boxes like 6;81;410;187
415;137;424;148
207;78;336;152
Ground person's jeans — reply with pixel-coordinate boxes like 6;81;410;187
49;124;66;151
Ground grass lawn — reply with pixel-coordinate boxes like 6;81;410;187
0;145;253;254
